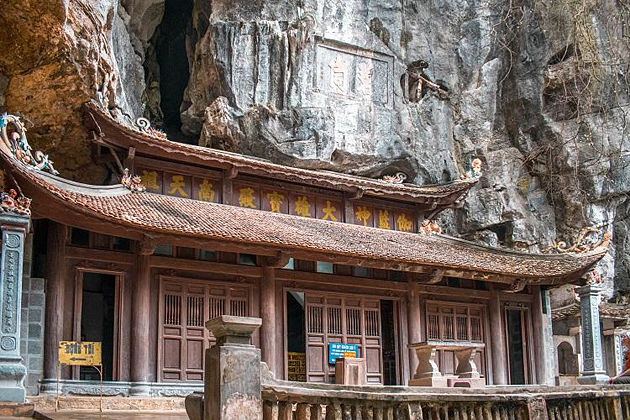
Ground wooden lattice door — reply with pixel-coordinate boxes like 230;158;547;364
305;293;383;383
158;278;249;381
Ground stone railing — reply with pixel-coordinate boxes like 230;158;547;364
185;316;630;420
261;382;630;420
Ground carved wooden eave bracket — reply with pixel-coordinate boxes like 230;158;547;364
264;251;291;268
505;278;528;293
424;269;444;285
138;236;157;256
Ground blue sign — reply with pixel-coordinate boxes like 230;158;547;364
328;343;359;364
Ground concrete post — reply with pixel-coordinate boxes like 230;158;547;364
204;315;262;420
0;212;30;402
576;284;609;384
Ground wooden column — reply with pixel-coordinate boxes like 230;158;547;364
489;290;507;384
43;222;67;381
260;266;277;376
532;286;554;385
130;245;152;395
407;279;421;380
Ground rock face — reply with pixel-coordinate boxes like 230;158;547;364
1;0;629;298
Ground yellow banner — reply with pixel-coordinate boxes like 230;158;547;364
58;341;101;366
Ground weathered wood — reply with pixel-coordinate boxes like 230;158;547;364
489;291;507;385
130;249;152;394
260;266;278;377
44;222;67;380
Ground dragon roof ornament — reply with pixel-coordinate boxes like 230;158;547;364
121;168;146;192
0;113;58;175
546;227;612;254
0;189;31;216
381;172;407;184
134;117;167;139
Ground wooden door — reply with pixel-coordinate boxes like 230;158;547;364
158;278;250;382
305;293;383;383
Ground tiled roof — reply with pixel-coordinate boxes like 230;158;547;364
3;152;606;283
84;102;476;204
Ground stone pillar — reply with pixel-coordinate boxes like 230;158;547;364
489;291;507;385
0;212;30;402
260;266;276;376
577;284;609;384
204;316;262;420
43;222;66;384
407;280;421;377
130;248;152;396
532;286;555;385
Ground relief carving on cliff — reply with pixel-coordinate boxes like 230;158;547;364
0;113;59;175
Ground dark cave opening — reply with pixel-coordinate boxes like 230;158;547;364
155;0;195;143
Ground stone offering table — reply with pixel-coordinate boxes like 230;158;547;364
408;340;485;388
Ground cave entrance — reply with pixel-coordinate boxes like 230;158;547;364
155;0;194;143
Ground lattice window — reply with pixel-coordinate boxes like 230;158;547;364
186;296;204;327
164;295;181;325
208;296;225;319
443;315;454;340
456;316;468;341
230;299;248;317
427;314;440;339
327;307;342;334
365;310;379;337
471;317;482;342
346;308;362;335
308;306;323;333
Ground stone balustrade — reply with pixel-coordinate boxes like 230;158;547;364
260;383;630;420
186;315;630;420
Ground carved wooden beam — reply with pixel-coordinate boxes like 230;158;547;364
505;278;527;293
138;236;156;256
264;251;291;268
226;165;239;179
425;269;445;285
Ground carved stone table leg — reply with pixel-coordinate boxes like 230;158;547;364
454;348;480;378
408;346;446;387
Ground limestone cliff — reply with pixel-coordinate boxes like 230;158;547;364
1;0;629;298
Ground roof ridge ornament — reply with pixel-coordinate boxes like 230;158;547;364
0;113;59;175
545;227;612;254
0;189;31;215
420;219;441;235
381;172;407;184
135;117;167;139
121;168;146;192
460;158;482;180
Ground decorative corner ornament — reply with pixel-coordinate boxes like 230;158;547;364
0;189;31;215
121;168;146;192
420;219;441;235
135;117;167;139
381;172;407;184
584;270;603;286
460;158;483;180
545;227;612;254
0;113;59;175
506;278;527;293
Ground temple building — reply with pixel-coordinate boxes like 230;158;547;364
0;102;612;398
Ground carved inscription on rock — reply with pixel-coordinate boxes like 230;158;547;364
316;43;392;106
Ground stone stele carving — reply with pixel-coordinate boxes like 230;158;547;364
546;227;612;254
0;190;31;216
0;113;59;175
